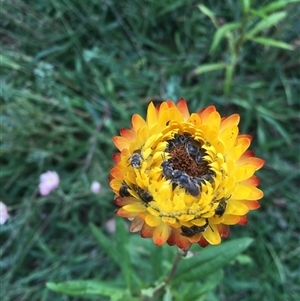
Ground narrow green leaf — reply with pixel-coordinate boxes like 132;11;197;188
241;0;251;13
224;64;235;96
115;218;132;291
245;12;286;38
171;238;253;285
193;63;227;75
173;270;223;301
259;0;300;14
249;37;294;50
0;54;22;70
210;23;240;54
46;280;125;297
89;223;119;265
198;5;218;28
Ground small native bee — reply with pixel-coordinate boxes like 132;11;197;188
181;219;209;237
119;183;131;197
161;159;173;179
215;198;228;216
193;170;215;185
129;150;143;168
136;187;153;204
172;170;200;196
185;139;202;164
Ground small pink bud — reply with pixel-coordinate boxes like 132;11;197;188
39;171;59;196
0;202;10;225
90;181;101;194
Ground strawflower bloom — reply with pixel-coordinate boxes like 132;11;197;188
0;202;10;225
39;171;60;196
110;99;264;251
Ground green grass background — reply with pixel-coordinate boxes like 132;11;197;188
1;0;299;300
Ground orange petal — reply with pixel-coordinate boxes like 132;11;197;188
238;157;265;170
242;175;260;186
114;196;134;206
152;223;171;246
217;224;230;238
120;128;136;140
146;102;158;126
242;200;261;210
113;136;129;151
220;113;240;130
115;208;138;218
198;236;209;248
168;229;191;251
239;215;248;225
177;98;190;121
141;223;154;238
112;153;121;163
131;114;147;132
198;105;216;123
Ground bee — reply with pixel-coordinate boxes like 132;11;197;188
161;159;173;179
129;150;143;168
119;183;131;197
172;170;200;196
193;170;215;185
136;187;153;204
215;197;228;216
185;140;202;164
166;134;188;151
181;219;209;237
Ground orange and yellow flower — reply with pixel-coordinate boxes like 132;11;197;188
110;99;264;251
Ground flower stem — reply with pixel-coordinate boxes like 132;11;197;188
165;249;184;284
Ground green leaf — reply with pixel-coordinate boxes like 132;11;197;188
172;270;223;301
248;37;294;50
258;0;300;14
0;54;22;70
115;218;132;291
245;12;287;38
89;223;119;265
46;280;125;298
198;4;218;28
241;0;251;13
193;63;227;75
210;23;240;54
171;238;253;285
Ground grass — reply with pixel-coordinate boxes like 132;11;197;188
1;0;300;300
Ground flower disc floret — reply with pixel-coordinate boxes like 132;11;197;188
110;98;264;251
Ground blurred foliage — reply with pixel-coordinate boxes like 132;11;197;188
1;0;300;300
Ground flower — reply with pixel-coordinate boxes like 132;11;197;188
91;181;101;194
110;99;264;251
0;202;10;225
39;171;59;196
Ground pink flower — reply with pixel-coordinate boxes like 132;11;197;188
90;181;101;194
0;202;10;225
39;171;59;196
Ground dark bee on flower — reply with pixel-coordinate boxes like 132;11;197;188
185;139;202;164
136;187;153;204
215;197;229;216
161;159;173;179
166;134;188;151
119;183;131;197
181;219;209;237
129;150;143;168
171;170;200;196
193;170;216;186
